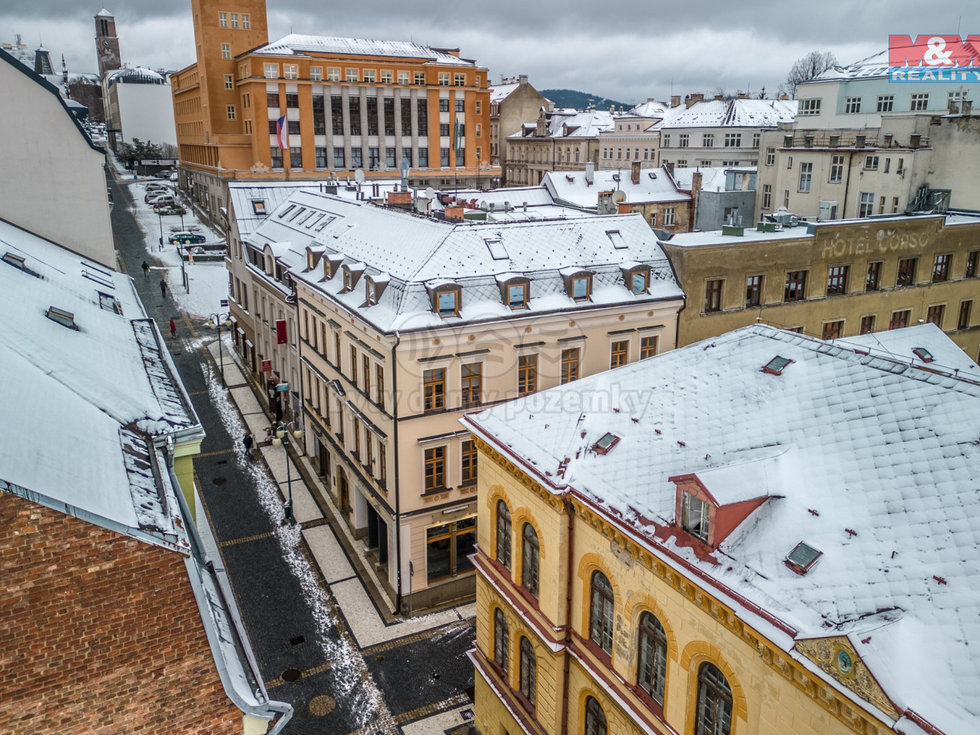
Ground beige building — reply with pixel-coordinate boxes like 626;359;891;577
659;213;980;361
506;107;613;186
224;187;683;611
489;75;550;184
597;98;668;170
463;322;980;735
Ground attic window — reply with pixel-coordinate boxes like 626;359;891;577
485;238;509;260
432;286;461;317
762;355;793;375
680;492;710;543
251;199;267;215
98;292;122;315
912;347;934;363
3;251;41;278
785;542;822;575
606;230;627;249
46;306;77;330
594;432;620;455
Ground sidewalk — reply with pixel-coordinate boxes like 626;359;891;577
203;336;476;651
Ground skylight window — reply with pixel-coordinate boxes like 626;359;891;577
251;199;267;215
98;292;122;315
46;306;77;330
288;206;307;222
278;204;296;218
485;238;509;260
785;541;822;575
762;355;793;375
912;347;934;363
594;432;621;455
606;230;627;249
2;251;40;278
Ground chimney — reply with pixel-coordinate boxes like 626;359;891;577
685;93;705;109
518;74;528;85
737;92;747;99
689;171;702;231
585;161;595;185
631;160;641;185
670;95;681;108
664;161;675;176
714;94;724;101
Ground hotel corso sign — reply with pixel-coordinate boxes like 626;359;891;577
888;34;980;82
817;222;934;260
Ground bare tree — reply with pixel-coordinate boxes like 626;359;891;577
786;51;838;96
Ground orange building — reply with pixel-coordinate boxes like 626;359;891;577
172;0;497;228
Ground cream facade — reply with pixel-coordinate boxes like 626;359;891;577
597;99;667;170
489;75;550;184
506;108;613;186
225;187;683;611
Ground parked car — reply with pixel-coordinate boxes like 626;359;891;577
170;232;206;244
147;195;176;207
154;205;186;215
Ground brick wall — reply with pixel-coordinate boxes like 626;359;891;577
0;492;246;734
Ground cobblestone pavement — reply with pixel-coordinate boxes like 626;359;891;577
107;165;476;734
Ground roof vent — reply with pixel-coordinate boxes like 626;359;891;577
785;541;822;575
762;355;793;375
912;347;934;363
46;306;77;330
594;432;621;455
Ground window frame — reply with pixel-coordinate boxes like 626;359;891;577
610;340;629;369
422;367;446;412
826;264;849;295
521;523;539;597
495;500;512;568
897;257;917;287
589;571;615;656
704;279;723;312
695;663;733;735
681;491;710;543
460;362;482;409
637;612;668;706
518;354;538;396
493;608;509;674
784;270;807;302
932;253;952;282
560;347;580;384
423;445;446;492
745;275;762;307
519;637;536;709
639;335;658;359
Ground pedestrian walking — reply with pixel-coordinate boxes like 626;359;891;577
141;260;150;279
242;432;254;459
159;277;167;298
169;318;177;338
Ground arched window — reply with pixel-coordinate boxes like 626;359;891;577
496;500;512;569
589;571;614;655
493;608;509;675
519;636;536;708
584;696;607;735
521;523;539;597
695;663;733;735
637;612;668;705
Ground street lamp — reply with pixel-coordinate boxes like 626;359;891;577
271;421;303;526
207;312;232;387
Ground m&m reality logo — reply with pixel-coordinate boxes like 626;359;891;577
888;35;980;82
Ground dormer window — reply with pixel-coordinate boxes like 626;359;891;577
322;253;344;281
681;492;710;542
434;287;460;317
305;247;323;272
497;274;530;309
560;268;593;302
622;264;651;294
671;469;771;549
341;263;364;293
364;274;389;306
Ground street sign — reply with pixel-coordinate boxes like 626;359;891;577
261;359;272;372
220;299;229;307
276;319;287;345
276;382;290;392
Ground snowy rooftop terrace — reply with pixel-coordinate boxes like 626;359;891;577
253;34;475;66
464;323;980;733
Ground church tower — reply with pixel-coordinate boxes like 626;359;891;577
95;9;121;77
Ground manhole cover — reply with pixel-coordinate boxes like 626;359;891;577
281;668;301;683
309;694;335;717
212;477;226;486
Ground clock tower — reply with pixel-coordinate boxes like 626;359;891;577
95;9;122;78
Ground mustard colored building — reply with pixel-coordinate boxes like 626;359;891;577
463;323;980;735
172;0;496;227
660;213;980;362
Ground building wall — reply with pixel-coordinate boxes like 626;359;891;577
470;440;895;735
661;215;980;360
114;82;178;147
0;56;114;268
660;126;764;169
493;78;549;182
0;493;243;734
695;189;756;231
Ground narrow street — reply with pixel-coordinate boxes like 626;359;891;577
106;167;476;735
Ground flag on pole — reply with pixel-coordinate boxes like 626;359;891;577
453;119;463;153
276;115;288;151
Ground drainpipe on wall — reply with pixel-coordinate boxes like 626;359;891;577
392;331;403;614
841;151;856;219
560;494;576;735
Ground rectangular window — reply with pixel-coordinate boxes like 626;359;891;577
761;184;772;210
362;355;372;396
380;70;393;84
439;98;450;113
426;518;475;581
284;64;298;80
784;270;807;302
363;69;376;83
859;192;875;217
461;363;482;408
221;43;231;60
822;320;844;339
844;96;861;114
765;147;775;166
423;368;446;412
455;98;465;113
518;354;537;395
959;300;973;329
866;261;882;291
702;133;714;147
314;146;326;168
876;95;894;112
230;13;238;28
289;147;302;167
889;309;911;330
440;147;450;166
438;72;450;86
798;162;812;192
327;67;340;82
368;146;380;168
681;492;709;542
333;147;345;168
242;13;250;29
224;74;233;90
897;257;917;287
752;132;760;148
910;93;929;111
346;68;358;83
454;73;465;86
414;71;426;85
385;147;396;167
704;279;723;312
610;340;628;368
864;155;879;171
678;134;689;148
264;63;278;79
312;95;325;134
724;132;742;147
439;122;450;136
967;251;979;278
926;304;945;327
662;207;676;226
350;346;358;386
226;105;236;120
398;71;410;85
331;95;344;135
219;12;227;27
826;265;849;295
310;66;322;81
383;97;395;135
560;348;580;384
746;275;762;307
417;99;429;134
349;97;361;135
829;154;844;183
640;336;658;359
461;440;477;485
424;447;446;491
287;119;300;134
860;315;876;333
799;98;821;115
933;253;951;282
270;146;283;168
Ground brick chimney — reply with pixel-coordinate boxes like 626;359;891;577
631;160;641;185
670;95;681;108
685;93;705;108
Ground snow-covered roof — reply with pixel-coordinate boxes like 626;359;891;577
0;217;199;543
247;190;682;332
659;98;797;129
465;323;980;733
543;166;690;209
490;81;520;103
96;8;113;17
629;99;670;117
671;165;757;193
107;67;166;86
252;34;475;66
510;109;615;140
833;323;980;377
809;50;891;82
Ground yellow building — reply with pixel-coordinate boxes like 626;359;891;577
660;213;980;362
463;323;980;735
172;0;497;227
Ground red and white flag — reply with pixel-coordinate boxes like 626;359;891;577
276;115;288;151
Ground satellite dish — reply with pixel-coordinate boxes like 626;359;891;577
424;187;436;199
479;200;489;211
612;189;627;203
354;168;366;184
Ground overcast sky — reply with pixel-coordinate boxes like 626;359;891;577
3;1;979;103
